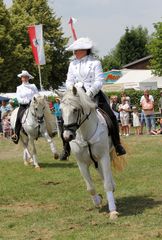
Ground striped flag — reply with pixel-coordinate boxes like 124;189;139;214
28;24;46;65
68;17;77;40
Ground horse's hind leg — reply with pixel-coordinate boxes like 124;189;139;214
77;160;102;208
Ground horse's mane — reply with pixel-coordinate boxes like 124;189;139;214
63;87;97;114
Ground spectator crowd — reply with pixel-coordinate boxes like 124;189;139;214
110;89;162;136
1;89;162;140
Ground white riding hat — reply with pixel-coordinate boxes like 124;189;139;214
66;37;93;51
17;70;34;79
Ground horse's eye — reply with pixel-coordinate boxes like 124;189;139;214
35;108;38;111
73;108;78;113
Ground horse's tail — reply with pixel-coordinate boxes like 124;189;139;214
110;148;127;172
44;101;57;137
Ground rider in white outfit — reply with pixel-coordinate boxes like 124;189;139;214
60;37;126;159
11;70;38;143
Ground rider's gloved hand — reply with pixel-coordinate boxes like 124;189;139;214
86;89;94;99
74;82;84;88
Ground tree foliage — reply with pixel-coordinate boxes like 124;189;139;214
148;21;162;76
0;0;13;92
101;49;121;72
101;26;150;71
0;0;70;92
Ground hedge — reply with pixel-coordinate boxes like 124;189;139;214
104;89;162;112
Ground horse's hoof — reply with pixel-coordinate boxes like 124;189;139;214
109;211;119;220
35;166;41;171
92;194;103;208
54;153;59;160
28;158;34;164
24;161;29;166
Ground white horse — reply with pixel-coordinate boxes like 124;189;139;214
57;86;125;219
10;95;59;168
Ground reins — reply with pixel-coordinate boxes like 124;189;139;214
63;110;91;131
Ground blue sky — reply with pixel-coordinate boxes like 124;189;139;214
4;0;162;57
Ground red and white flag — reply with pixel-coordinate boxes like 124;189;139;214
68;17;77;40
28;24;46;65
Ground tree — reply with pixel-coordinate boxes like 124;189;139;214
9;0;69;91
0;0;13;92
101;49;121;72
101;26;150;71
148;21;162;76
116;26;149;66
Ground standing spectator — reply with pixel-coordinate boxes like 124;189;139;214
140;89;154;134
158;91;162;115
0;100;10;119
111;95;120;121
53;98;62;137
121;92;131;134
2;112;12;138
132;106;141;135
0;104;2;135
141;91;155;134
49;101;53;111
7;99;15;113
118;97;130;136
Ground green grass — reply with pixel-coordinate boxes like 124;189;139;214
0;135;162;240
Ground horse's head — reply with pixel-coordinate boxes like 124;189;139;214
59;86;96;142
31;95;46;123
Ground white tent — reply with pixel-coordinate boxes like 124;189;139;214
114;70;162;90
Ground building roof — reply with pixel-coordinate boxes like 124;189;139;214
122;55;152;69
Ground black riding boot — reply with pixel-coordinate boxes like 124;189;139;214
59;119;71;160
109;117;126;156
11;104;29;144
96;91;126;156
59;140;71;160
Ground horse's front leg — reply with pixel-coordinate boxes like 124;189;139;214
28;137;40;168
20;134;33;166
42;130;59;159
77;160;102;208
100;154;119;219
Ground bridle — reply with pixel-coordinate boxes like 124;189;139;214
31;104;45;124
63;108;91;133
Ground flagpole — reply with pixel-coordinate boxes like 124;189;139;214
38;64;43;91
68;17;77;40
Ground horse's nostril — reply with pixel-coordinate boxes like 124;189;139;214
69;134;74;140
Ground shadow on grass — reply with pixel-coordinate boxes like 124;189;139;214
39;161;77;169
99;195;162;216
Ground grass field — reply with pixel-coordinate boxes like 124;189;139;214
0;134;162;240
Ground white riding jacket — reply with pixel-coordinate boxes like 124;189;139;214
16;82;38;105
66;55;104;97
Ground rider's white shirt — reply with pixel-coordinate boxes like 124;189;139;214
66;55;104;97
16;82;38;105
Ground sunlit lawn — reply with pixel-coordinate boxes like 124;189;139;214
0;134;162;240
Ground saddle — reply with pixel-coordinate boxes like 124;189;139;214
95;90;114;137
97;107;112;136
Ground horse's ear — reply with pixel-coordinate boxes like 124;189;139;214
44;95;48;101
54;90;64;99
72;86;77;96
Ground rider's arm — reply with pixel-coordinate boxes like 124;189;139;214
86;60;104;98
